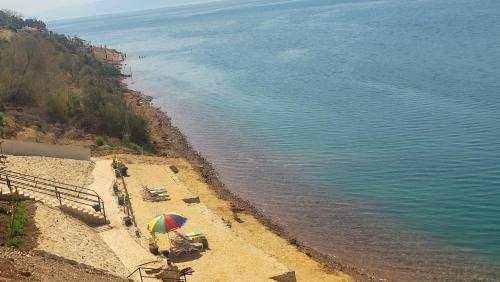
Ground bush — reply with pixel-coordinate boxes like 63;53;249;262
6;202;28;248
0;206;10;215
125;141;142;152
40;124;48;134
0;10;46;30
95;135;106;146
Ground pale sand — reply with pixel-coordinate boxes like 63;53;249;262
109;154;352;282
35;203;128;277
110;157;290;281
5;155;94;187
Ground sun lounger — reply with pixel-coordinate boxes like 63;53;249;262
153;263;191;282
169;232;204;255
174;230;209;249
141;185;171;202
170;240;204;255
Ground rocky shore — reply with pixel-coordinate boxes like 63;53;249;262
122;90;375;281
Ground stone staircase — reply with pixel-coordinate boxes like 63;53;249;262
0;169;108;226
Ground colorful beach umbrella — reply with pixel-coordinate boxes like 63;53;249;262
147;212;187;234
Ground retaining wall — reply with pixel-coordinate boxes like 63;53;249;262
1;140;90;161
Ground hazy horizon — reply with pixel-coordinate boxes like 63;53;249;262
0;0;220;21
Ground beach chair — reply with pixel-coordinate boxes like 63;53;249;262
141;185;171;201
159;267;192;282
169;232;204;255
146;263;192;282
176;230;209;249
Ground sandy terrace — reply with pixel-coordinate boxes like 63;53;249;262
4;155;94;187
114;156;290;281
111;154;352;282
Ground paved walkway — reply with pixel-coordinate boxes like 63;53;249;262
89;159;158;277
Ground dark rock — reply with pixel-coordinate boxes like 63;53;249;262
20;271;31;277
169;165;179;174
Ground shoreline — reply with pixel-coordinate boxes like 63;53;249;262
122;89;377;281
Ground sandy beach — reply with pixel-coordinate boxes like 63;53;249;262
3;154;353;281
107;154;353;281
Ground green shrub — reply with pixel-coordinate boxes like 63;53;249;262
125;141;142;152
0;206;9;215
95;135;106;146
6;202;28;248
40;124;48;134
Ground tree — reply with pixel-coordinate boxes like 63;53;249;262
0;10;23;29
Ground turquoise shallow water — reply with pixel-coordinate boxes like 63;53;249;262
51;0;500;280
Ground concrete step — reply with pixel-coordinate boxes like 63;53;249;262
60;203;106;220
2;185;108;226
19;189;95;210
93;224;113;233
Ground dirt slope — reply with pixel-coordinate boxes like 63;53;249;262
0;247;128;282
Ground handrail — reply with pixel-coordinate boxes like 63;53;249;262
3;177;96;201
127;267;157;282
127;266;187;282
0;176;99;207
3;170;100;198
0;170;106;221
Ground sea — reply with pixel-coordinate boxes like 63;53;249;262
50;0;500;280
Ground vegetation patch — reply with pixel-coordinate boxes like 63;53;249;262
95;135;107;146
0;202;11;245
0;10;46;31
6;202;28;248
0;10;150;149
0;111;4;136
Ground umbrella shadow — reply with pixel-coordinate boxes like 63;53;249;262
169;252;203;263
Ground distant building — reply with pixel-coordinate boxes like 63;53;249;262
20;26;39;32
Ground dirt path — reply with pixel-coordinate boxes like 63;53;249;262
89;159;159;275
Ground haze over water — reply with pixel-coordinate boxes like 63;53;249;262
51;0;500;280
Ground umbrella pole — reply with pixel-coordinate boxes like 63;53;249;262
149;232;159;255
168;232;173;248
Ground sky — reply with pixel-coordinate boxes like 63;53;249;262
0;0;215;20
0;0;98;17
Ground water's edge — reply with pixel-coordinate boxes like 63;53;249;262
124;87;375;281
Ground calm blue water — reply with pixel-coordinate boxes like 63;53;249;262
51;0;500;280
